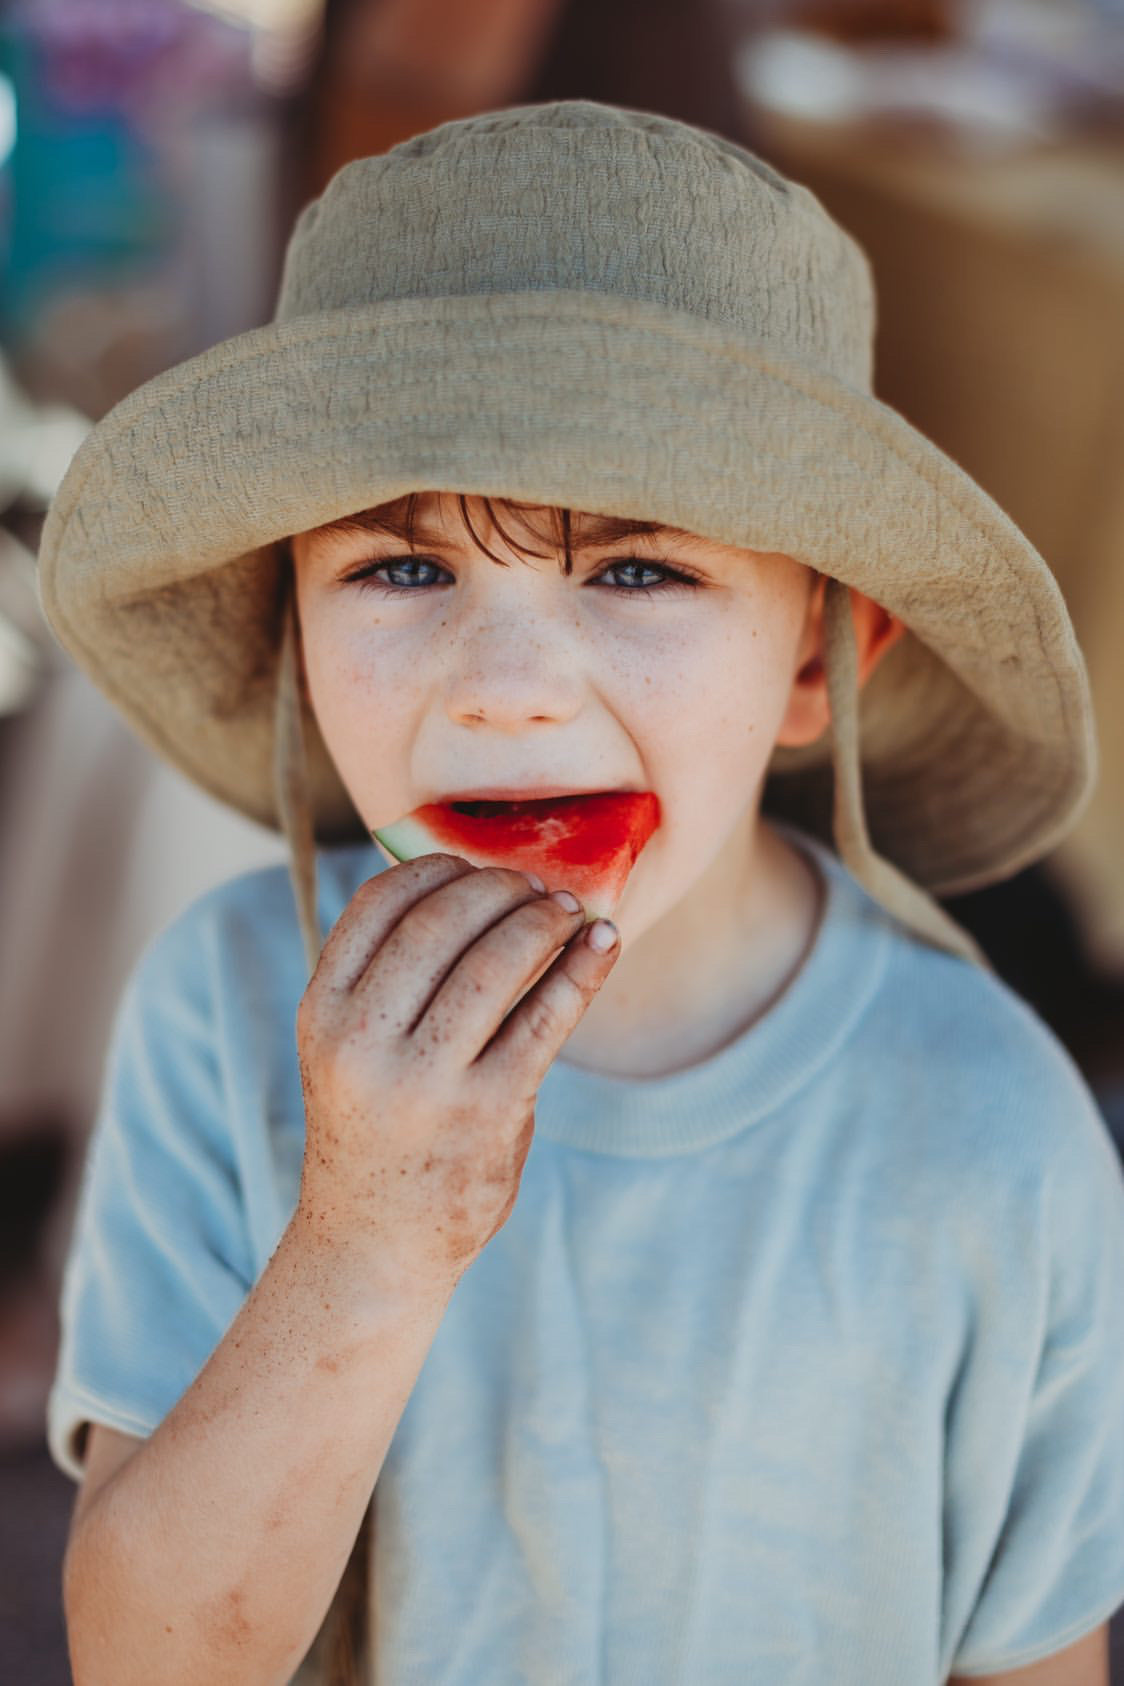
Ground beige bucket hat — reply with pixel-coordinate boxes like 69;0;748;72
36;100;1096;977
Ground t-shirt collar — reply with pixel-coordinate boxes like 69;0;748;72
534;823;892;1158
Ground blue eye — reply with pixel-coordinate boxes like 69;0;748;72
350;557;444;595
342;555;703;600
598;560;702;598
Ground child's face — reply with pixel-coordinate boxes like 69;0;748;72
290;491;825;949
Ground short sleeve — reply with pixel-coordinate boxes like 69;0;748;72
47;910;255;1482
947;1070;1124;1675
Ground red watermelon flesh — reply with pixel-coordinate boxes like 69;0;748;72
373;791;661;922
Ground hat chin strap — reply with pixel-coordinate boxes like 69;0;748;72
821;578;989;972
275;582;325;979
273;575;988;982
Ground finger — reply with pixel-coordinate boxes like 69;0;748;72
473;916;620;1084
408;891;587;1057
312;853;473;998
352;865;547;1034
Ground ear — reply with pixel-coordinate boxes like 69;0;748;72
776;574;907;749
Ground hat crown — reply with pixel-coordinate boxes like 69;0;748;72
275;99;876;391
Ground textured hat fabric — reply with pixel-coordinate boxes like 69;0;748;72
37;100;1096;974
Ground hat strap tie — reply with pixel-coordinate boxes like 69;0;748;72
274;578;324;978
822;577;990;972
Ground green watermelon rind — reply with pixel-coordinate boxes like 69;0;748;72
372;814;443;864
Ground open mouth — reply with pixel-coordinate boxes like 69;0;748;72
373;789;661;917
447;792;611;817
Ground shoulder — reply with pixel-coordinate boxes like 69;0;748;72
781;829;1113;1198
166;838;381;942
824;916;1124;1387
123;841;386;1015
860;911;1121;1221
878;924;1100;1116
804;833;1102;1153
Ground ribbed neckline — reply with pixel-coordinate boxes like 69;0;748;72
534;823;892;1158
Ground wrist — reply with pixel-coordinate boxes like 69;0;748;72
284;1197;460;1322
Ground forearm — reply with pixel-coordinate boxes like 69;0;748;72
64;1210;454;1686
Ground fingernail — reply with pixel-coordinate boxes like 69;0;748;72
550;889;581;912
587;919;619;952
523;871;546;893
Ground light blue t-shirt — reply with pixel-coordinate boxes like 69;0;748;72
48;822;1124;1682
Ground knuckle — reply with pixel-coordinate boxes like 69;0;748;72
521;969;585;1044
403;851;466;874
465;945;511;996
550;967;588;1016
401;905;448;946
328;1038;409;1107
361;854;466;905
351;871;394;907
517;893;573;933
320;1033;366;1090
422;854;474;887
521;993;559;1047
484;865;537;893
296;991;321;1040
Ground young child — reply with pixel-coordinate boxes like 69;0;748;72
41;101;1124;1685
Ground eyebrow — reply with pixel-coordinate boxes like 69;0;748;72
312;506;725;554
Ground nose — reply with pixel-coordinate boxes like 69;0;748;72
443;607;584;731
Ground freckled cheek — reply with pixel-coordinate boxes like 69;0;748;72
309;618;416;703
303;620;421;760
668;638;791;779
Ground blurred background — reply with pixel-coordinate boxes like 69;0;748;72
1;0;1123;1678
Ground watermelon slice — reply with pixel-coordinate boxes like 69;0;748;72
373;791;661;922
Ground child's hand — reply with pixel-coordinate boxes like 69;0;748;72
293;853;619;1299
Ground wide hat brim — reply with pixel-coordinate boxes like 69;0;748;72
38;287;1095;897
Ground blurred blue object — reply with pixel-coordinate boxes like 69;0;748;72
0;67;14;170
0;0;253;351
0;33;170;343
